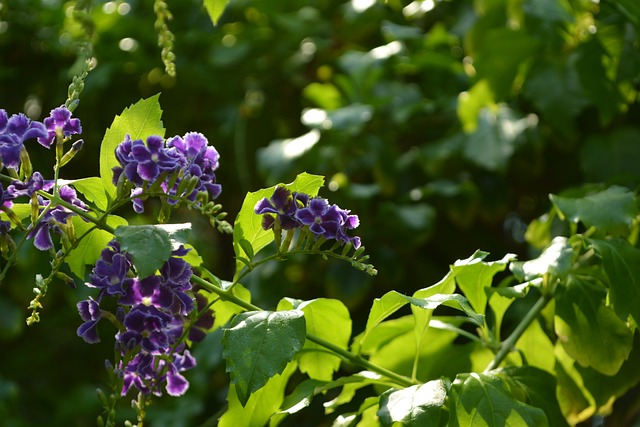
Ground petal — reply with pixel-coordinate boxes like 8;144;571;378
166;370;189;396
32;224;54;251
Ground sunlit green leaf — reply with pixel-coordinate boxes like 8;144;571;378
114;223;190;278
452;250;515;316
203;0;230;26
65;177;109;211
555;275;632;375
511;236;573;281
219;362;297;427
378;380;447;427
222;310;305;406
99;94;165;197
286;298;351;381
67;215;128;279
551;186;637;237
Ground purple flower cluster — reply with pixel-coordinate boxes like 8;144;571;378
0;106;84;250
113;132;221;213
255;186;361;249
77;241;212;397
0;106;81;170
0;110;47;170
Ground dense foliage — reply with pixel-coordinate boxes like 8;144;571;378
1;0;640;426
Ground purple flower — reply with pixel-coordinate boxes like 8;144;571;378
166;349;196;396
116;304;183;354
254;186;308;230
7;172;54;198
87;241;135;298
0;113;47;169
120;349;196;397
27;185;88;251
295;197;362;248
295;198;344;238
77;298;102;343
167;132;222;202
131;135;182;182
37;106;82;148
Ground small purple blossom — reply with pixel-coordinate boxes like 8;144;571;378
27;185;88;251
121;349;196;397
7;172;54;198
0;113;47;169
254;186;309;230
77;298;102;344
116;304;183;354
87;240;134;298
37;106;82;148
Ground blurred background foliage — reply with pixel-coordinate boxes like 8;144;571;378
1;0;640;425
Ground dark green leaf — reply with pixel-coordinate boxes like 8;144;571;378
589;238;640;325
498;366;568;427
378;380;447;427
450;372;548;427
581;128;640;184
99;95;165;197
462;106;537;172
555;275;632;375
114;223;190;278
473;28;539;100
222;310;305;406
550;186;637;237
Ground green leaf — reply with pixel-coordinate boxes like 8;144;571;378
206;283;252;331
222;310;305;406
378;380;447;427
498;366;568;427
270;379;325;426
462;106;536;172
452;250;515;316
589;238;640;325
203;0;230;26
555;275;633;375
449;372;548;427
232;173;324;276
219;362;297;427
581;128;640;183
473;28;540;100
114;223;190;278
550;186;637;237
280;298;351;381
65;177;109;211
610;0;640;27
510;236;574;281
99;94;165;197
67;215;128;279
513;320;555;374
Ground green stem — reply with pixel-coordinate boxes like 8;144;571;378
484;293;551;372
191;275;416;388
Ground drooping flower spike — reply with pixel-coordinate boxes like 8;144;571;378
254;186;361;249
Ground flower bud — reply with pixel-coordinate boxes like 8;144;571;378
58;139;84;167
